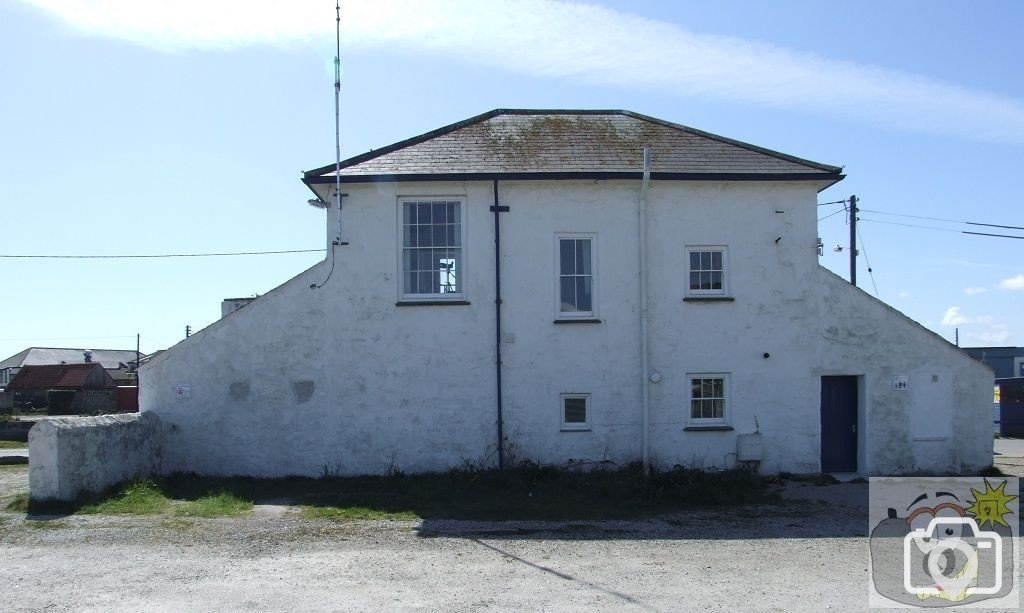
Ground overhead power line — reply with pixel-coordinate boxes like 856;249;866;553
856;227;879;298
859;218;1024;240
817;199;848;206
963;230;1024;240
817;207;847;222
858;218;960;233
858;208;1024;231
0;249;326;259
0;335;139;341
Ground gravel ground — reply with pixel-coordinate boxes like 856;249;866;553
0;464;28;499
995;437;1024;477
1;521;870;612
0;458;1015;611
0;467;873;612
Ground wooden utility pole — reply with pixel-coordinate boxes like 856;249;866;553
849;194;858;286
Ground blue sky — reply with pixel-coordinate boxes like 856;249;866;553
1;0;1021;361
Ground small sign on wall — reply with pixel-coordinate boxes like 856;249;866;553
174;384;191;399
891;375;908;392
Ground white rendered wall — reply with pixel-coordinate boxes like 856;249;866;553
29;413;163;501
141;179;993;477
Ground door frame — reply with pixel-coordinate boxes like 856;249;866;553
820;374;864;474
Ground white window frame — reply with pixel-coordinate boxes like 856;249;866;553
396;197;468;301
560;393;591;431
687;372;730;426
554;233;598;319
685;246;728;297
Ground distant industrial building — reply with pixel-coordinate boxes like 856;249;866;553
962;346;1024;379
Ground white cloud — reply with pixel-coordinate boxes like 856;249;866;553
17;0;1024;143
965;325;1012;345
942;306;969;326
963;287;987;295
897;290;912;298
942;307;1012;344
998;274;1024;290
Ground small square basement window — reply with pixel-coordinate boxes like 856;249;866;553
560;394;590;431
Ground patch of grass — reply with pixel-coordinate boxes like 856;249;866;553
302;505;419;521
154;462;776;522
79;479;170;515
175;491;253;518
10;463;778;521
0;440;27;449
5;493;29;513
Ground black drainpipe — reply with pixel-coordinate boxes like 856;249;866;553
491;180;509;469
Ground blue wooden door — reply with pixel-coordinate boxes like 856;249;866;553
821;376;858;473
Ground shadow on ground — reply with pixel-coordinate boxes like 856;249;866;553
16;464;875;540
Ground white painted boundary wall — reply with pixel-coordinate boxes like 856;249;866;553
29;413;163;501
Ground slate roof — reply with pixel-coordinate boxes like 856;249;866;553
0;347;140;370
304;109;843;186
5;363;115;391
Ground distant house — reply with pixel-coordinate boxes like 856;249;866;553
6;363;117;414
0;347;140;388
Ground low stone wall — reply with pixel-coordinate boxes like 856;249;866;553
29;413;163;501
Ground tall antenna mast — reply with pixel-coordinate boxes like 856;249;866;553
310;1;345;290
333;0;343;242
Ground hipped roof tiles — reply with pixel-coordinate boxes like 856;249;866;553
304;109;842;184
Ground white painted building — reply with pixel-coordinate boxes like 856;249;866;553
140;110;993;477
